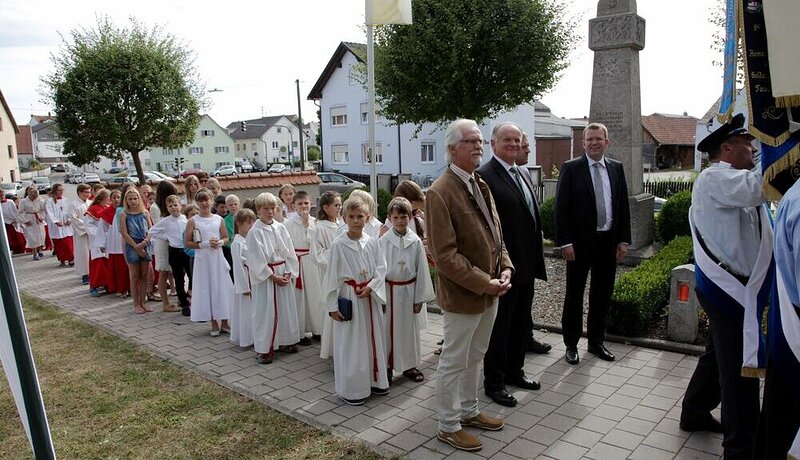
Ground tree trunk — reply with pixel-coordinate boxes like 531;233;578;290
130;150;146;185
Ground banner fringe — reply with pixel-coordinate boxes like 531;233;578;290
763;142;800;200
740;366;766;379
776;95;800;109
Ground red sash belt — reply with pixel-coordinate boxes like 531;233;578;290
344;278;378;381
26;212;43;224
295;248;310;289
267;260;286;354
385;277;417;369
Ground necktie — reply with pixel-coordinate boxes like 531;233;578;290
470;176;502;256
592;162;607;228
511;166;533;211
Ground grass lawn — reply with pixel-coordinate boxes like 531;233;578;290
0;294;388;459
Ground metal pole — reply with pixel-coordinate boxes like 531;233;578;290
367;24;378;199
296;79;305;171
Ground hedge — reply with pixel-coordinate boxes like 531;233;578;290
656;190;691;242
540;196;556;241
606;236;694;337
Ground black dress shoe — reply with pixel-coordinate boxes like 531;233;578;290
587;344;615;361
565;347;579;365
526;339;552;354
508;375;541;391
680;414;723;433
486;388;517;407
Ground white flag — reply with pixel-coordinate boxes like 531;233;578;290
366;0;413;25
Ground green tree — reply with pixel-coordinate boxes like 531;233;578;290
307;145;321;162
374;0;576;125
43;17;207;184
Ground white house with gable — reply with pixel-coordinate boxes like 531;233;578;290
149;114;235;173
307;42;536;185
226;115;301;168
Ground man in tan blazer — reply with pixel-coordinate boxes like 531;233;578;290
426;118;514;452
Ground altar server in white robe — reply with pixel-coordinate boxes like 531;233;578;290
284;190;323;343
380;197;435;383
246;192;301;364
312;191;343;359
18;187;46;258
69;184;92;284
323;196;388;406
230;208;257;348
45;183;75;266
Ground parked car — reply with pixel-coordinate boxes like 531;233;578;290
235;159;253;173
146;171;176;182
107;166;127;174
212;165;237;177
653;196;667;215
32;177;52;194
51;163;68;172
267;163;290;174
2;182;23;197
16;180;32;198
176;168;205;179
317;172;366;195
106;176;139;187
82;173;101;184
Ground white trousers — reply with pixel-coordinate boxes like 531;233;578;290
435;300;498;433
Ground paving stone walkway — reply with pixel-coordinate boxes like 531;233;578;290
14;253;724;459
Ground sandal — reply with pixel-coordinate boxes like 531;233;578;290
162;304;181;313
257;352;274;364
147;293;163;302
277;345;298;354
403;368;425;382
434;347;442;355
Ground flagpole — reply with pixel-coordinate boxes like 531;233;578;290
367;23;378;199
0;218;57;459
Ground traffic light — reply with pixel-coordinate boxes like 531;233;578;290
173;157;179;169
241;121;247;132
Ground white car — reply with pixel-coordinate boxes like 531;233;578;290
146;171;176;182
2;182;22;196
267;163;289;174
212;165;237;177
82;173;101;184
16;180;32;198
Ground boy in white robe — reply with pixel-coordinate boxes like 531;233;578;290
284;191;323;344
380;197;435;383
246;192;301;364
323;196;388;406
69;184;92;284
230;208;256;348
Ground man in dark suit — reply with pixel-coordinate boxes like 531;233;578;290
555;122;631;365
477;122;548;407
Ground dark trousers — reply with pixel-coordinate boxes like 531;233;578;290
561;231;616;348
222;245;233;281
754;358;800;460
483;280;534;391
681;289;760;460
168;246;191;307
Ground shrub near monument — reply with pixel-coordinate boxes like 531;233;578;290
607;236;694;337
656;190;692;242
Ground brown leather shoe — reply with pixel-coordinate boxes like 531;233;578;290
437;429;482;451
461;413;504;431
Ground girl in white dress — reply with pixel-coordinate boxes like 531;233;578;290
17;187;46;260
276;184;296;223
180;175;200;207
230;208;256;348
184;188;233;336
312;191;343;359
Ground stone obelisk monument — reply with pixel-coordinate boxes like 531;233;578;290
589;0;653;249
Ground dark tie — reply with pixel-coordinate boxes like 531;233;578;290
592;162;607;228
511;166;533;211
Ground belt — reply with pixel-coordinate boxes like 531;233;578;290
295;249;310;289
385;277;416;369
344;279;378;381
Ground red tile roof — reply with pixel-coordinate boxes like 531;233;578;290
173;170;320;193
15;125;33;154
642;113;698;146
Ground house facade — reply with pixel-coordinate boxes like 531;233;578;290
533;101;587;178
150;114;235;173
307;42;536;185
0;89;21;183
226;115;301;168
641;113;698;171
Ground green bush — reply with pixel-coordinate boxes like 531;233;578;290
607;236;694;337
540;196;556;241
656;190;691;242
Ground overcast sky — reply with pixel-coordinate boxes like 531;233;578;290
0;0;722;128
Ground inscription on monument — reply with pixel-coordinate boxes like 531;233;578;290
596;111;624;133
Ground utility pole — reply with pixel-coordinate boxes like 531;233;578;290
296;79;305;171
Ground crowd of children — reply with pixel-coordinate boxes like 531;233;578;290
3;177;436;407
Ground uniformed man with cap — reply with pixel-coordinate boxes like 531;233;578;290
680;113;774;460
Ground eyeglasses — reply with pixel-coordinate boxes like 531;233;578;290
459;138;484;145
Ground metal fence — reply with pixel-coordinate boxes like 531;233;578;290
643;180;694;198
